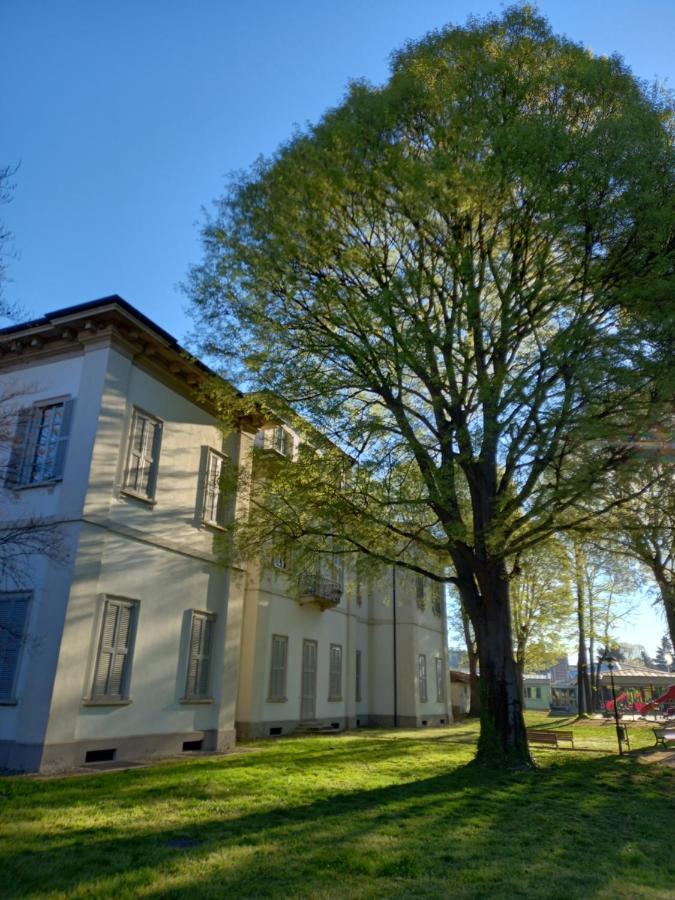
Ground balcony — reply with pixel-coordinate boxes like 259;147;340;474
256;426;294;458
298;576;342;610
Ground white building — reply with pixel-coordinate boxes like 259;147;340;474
0;296;451;772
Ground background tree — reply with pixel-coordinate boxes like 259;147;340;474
598;465;675;652
0;163;20;321
447;590;480;716
654;633;674;671
189;8;674;767
510;539;574;702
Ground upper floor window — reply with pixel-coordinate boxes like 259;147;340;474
4;398;75;487
431;582;444;618
0;592;31;701
256;425;294;458
202;448;228;528
416;575;426;610
123;408;162;501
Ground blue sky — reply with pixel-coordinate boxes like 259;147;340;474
3;1;672;654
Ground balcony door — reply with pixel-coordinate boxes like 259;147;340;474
301;639;317;720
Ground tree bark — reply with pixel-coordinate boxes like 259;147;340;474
457;555;532;768
516;656;526;711
461;605;481;717
654;575;675;655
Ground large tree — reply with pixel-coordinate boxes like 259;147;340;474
189;8;674;766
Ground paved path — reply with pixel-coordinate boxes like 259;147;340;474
639;749;675;769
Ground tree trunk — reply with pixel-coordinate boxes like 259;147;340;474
516;656;526;711
655;575;675;655
574;543;593;715
461;605;481;717
459;556;532;769
588;582;597;707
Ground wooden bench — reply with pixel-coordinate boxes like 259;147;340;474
527;729;575;749
653;728;675;749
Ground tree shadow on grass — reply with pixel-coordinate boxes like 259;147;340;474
2;751;674;899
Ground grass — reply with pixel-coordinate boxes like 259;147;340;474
1;713;673;899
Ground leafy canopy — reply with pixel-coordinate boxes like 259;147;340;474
189;6;674;579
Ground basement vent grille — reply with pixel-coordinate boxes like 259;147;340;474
269;727;282;736
85;748;116;763
182;739;203;752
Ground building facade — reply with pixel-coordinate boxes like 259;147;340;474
0;296;451;772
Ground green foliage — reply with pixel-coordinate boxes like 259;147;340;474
189;6;673;574
189;6;674;764
511;538;575;672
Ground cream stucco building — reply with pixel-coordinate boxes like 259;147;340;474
0;296;451;772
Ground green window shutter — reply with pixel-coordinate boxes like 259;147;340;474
269;635;288;700
355;649;362;702
0;593;30;699
198;616;213;697
52;398;75;480
419;654;428;702
185;614;203;697
4;408;32;487
92;599;136;699
185;612;214;699
435;657;444;701
329;644;342;699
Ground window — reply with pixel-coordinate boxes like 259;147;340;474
416;576;426;610
257;425;294;458
435;657;445;702
418;654;428;702
0;592;30;701
184;611;214;700
123;408;162;500
328;643;342;700
355;649;362;702
90;598;138;701
268;634;288;701
202;448;227;527
535;687;542;700
431;582;444;617
4;398;75;487
272;551;288;570
525;686;532;698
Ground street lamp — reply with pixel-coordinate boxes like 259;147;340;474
605;654;627;756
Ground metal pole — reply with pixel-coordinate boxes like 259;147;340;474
608;662;623;756
392;563;398;728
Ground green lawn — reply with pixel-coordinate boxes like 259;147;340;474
1;714;673;899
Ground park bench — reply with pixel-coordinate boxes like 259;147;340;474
653;727;675;749
527;729;575;749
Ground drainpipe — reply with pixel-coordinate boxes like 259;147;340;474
392;563;398;727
